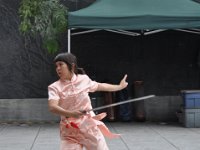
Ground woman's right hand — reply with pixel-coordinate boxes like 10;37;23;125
70;110;85;118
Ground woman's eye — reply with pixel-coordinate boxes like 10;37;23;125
55;62;65;68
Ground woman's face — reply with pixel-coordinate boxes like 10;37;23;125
55;61;72;80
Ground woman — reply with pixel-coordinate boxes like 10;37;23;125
48;52;128;150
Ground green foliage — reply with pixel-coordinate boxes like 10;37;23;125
19;0;68;53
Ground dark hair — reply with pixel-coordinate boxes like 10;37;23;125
54;52;85;74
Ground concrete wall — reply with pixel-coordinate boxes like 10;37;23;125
145;96;182;122
0;99;59;122
0;96;182;122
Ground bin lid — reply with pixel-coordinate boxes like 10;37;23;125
181;90;200;93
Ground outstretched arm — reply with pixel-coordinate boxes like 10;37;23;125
96;74;128;92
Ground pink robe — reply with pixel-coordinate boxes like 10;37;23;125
48;74;119;150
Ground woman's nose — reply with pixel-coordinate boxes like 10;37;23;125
56;66;61;70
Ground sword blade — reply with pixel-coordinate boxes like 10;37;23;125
88;95;155;112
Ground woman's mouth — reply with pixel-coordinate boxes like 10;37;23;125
57;72;61;76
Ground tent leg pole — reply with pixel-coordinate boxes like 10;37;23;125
68;29;71;53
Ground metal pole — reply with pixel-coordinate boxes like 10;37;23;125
68;29;71;53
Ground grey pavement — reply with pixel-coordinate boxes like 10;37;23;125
0;121;200;150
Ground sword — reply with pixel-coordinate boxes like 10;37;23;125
84;95;155;113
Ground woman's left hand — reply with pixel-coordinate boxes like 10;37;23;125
119;74;128;89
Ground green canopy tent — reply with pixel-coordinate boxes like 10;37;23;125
67;0;200;52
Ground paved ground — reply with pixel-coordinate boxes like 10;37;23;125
0;121;200;150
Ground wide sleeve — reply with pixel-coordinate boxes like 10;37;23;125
48;85;60;101
85;75;99;92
